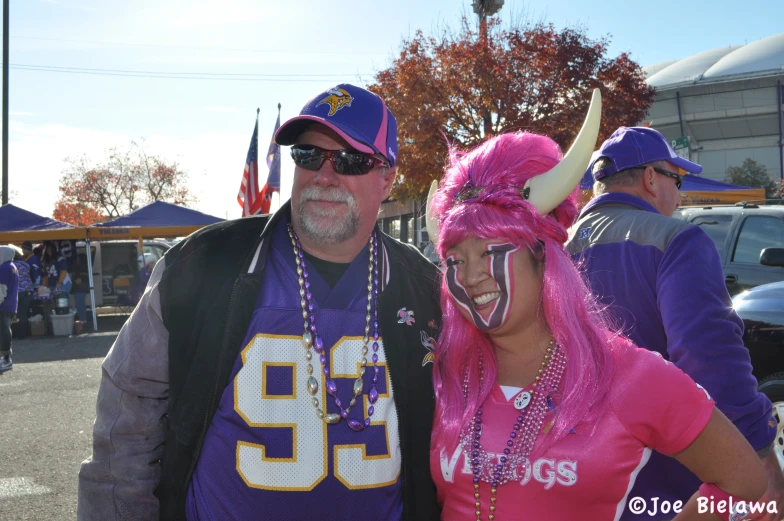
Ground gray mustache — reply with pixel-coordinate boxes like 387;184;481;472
300;187;354;204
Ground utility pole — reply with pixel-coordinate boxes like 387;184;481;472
472;0;503;138
2;0;8;205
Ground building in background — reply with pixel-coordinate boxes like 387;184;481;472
377;198;440;261
377;199;427;247
643;33;784;182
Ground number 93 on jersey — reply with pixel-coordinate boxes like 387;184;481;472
233;334;401;491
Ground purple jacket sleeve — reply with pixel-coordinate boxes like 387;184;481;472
656;226;775;451
77;259;169;520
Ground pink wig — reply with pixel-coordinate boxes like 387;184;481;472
431;131;619;454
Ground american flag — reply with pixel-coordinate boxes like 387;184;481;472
257;110;281;215
237;115;259;217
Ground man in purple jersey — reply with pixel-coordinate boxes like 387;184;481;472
78;84;442;521
567;126;784;520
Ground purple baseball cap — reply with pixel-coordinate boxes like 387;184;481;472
274;83;399;167
590;126;702;181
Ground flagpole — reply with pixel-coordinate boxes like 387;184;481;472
255;107;260;215
2;0;9;206
275;103;281;212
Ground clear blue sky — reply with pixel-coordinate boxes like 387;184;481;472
3;0;783;219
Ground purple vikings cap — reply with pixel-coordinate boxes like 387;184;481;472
274;83;399;167
590;126;703;181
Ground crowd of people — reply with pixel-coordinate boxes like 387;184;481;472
0;241;94;373
9;82;773;520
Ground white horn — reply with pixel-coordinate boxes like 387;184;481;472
524;88;602;216
426;180;440;245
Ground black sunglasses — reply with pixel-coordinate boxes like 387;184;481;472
290;145;389;176
651;167;683;190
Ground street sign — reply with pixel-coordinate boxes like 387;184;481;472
671;136;690;160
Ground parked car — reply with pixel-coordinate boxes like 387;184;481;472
674;203;784;295
732;282;784;469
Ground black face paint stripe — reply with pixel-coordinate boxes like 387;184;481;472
486;243;517;328
445;254;476;321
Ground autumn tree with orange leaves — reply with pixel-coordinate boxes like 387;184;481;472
53;141;195;225
53;200;104;226
369;18;655;201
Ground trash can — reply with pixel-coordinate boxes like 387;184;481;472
51;312;75;337
30;319;46;337
53;291;71;315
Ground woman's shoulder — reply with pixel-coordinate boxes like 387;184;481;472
602;337;714;453
609;338;664;366
605;339;685;403
605;338;710;414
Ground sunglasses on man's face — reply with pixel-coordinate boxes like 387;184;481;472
290;145;389;176
651;167;684;190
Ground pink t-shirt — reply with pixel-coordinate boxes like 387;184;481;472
431;344;715;521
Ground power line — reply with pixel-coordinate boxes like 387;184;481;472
12;35;391;56
11;63;372;78
9;62;376;82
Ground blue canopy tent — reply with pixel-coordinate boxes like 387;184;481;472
91;201;223;319
0;204;74;232
97;201;224;227
0;204;92;331
1;203;222;332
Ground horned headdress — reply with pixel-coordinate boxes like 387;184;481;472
426;88;602;245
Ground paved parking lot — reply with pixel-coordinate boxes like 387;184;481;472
0;316;126;521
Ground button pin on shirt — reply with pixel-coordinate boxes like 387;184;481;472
514;391;531;411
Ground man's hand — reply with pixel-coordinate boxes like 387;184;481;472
756;449;784;521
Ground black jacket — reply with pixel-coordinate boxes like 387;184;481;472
154;205;442;520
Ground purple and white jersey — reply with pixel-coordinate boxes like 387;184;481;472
186;219;402;521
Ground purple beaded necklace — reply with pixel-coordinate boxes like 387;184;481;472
461;340;567;521
287;224;381;432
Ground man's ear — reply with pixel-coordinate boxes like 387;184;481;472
641;166;657;196
381;167;397;198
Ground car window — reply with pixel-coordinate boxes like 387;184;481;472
140;245;167;270
732;216;784;264
691;214;733;252
144;245;167;261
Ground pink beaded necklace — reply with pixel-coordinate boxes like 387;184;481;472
460;340;567;521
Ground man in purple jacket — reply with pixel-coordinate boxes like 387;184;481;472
567;126;783;520
0;245;19;373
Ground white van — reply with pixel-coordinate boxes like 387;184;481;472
74;239;171;307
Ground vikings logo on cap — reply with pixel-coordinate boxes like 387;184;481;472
317;88;354;116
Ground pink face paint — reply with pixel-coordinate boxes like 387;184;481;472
445;242;518;331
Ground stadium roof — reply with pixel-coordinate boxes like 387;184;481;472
644;33;784;89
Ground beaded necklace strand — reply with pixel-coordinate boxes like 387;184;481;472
288;224;381;431
461;340;567;520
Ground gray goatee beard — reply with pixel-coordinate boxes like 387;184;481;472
296;186;360;244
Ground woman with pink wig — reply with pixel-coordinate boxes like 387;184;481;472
427;91;768;520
